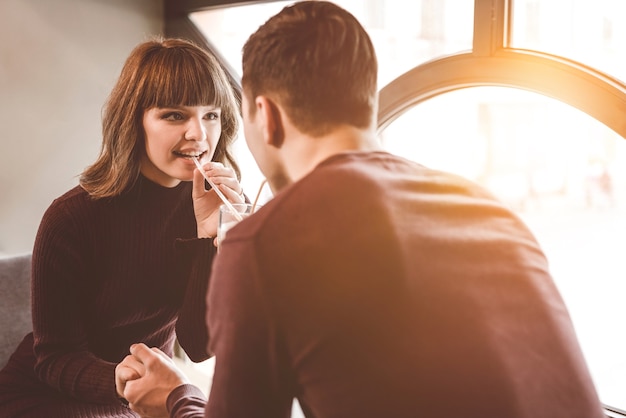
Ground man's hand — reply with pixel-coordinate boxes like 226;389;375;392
120;343;191;418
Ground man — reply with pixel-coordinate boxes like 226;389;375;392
116;1;605;417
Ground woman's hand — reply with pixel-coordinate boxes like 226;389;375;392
115;353;144;401
192;161;244;238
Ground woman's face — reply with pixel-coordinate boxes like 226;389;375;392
141;105;222;187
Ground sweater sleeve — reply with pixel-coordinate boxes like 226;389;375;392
31;199;119;404
174;238;218;362
167;384;208;418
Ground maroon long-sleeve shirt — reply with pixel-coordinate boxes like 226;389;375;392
168;151;604;418
0;175;215;417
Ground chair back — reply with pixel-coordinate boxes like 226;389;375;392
0;252;32;368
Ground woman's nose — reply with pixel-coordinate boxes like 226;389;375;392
184;117;206;141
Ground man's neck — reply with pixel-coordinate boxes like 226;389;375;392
282;124;382;184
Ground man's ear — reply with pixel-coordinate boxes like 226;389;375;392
256;96;284;148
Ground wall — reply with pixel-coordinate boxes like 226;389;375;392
0;0;163;255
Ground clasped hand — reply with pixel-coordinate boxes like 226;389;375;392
115;343;190;418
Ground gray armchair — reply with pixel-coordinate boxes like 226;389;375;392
0;252;32;368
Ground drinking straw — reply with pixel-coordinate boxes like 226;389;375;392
193;157;243;221
251;179;268;213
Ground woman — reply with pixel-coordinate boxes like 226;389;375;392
0;37;243;417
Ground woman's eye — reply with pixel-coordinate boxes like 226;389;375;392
205;112;219;121
162;112;184;121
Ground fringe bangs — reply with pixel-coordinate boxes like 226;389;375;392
138;47;228;109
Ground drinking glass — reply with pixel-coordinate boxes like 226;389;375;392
217;203;255;246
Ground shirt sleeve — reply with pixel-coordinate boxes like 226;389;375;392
31;199;119;404
174;238;218;362
167;384;208;418
204;238;294;418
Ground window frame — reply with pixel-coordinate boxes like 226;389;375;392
377;0;626;138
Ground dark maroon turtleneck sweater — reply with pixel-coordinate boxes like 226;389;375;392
0;175;215;417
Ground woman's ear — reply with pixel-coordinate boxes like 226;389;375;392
256;96;284;148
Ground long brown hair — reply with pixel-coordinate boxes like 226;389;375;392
80;37;240;198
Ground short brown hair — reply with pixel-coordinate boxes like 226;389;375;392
241;1;377;137
80;37;240;198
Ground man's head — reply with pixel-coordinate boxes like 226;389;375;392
241;1;378;137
